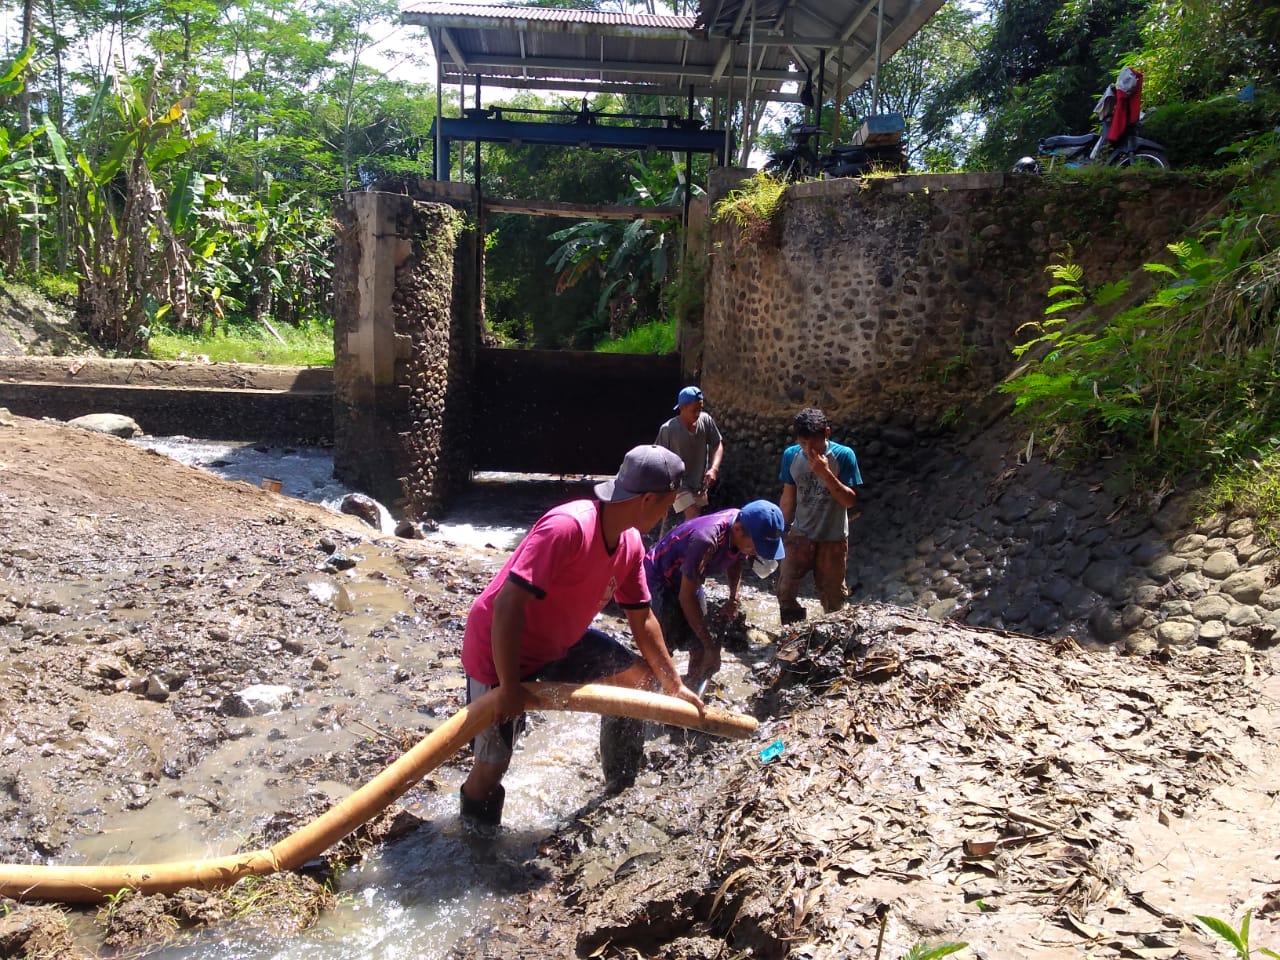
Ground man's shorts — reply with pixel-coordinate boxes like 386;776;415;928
650;582;705;653
466;627;638;766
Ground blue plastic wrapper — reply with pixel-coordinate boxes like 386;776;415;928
758;739;785;763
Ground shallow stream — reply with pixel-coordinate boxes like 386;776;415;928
102;437;767;958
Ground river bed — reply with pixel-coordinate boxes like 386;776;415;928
107;437;766;959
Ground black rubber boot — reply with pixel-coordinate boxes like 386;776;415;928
459;784;505;827
600;715;644;794
779;605;807;626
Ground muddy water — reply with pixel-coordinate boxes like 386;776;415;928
101;439;773;957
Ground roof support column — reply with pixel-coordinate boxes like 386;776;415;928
872;0;886;114
435;55;445;180
474;73;482;188
739;0;755;167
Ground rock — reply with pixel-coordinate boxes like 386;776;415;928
1236;536;1266;564
1088;605;1124;644
394;519;423;539
1191;594;1232;621
1121;604;1150;630
1062;588;1102;619
1130;541;1169;565
67;413;142;437
1124;630;1157;655
927;598;959;620
1226;518;1254;538
934;576;963;598
1156;619;1198;648
1201;551;1240;580
1041;576;1073;603
1226;604;1261;627
88;656;130;680
1082;560;1127;598
220;683;294;717
1219;567;1270;604
339;493;388;531
1173;533;1208;555
1196;620;1227;645
1061;546;1092;578
1257;586;1280;611
996;493;1037;524
144;675;170;701
1026;604;1060;631
1171;572;1209;598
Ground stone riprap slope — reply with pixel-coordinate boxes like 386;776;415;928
846;417;1278;655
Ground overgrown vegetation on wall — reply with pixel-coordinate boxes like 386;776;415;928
1002;134;1280;522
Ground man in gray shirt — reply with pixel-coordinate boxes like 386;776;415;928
777;407;862;624
655;386;725;524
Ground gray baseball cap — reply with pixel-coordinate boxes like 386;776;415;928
594;445;685;503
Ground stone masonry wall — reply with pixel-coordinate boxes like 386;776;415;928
700;171;1228;505
332;190;477;515
690;169;1275;654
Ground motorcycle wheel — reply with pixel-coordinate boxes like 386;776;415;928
1111;150;1169;170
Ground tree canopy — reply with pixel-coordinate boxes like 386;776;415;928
0;0;1272;352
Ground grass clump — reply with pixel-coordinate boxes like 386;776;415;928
225;873;335;934
148;319;334;366
595;317;676;354
1203;448;1280;546
712;172;787;244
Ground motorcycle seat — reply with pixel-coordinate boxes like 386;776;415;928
1040;133;1096;149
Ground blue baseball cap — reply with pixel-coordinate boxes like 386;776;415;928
738;500;785;561
594;445;685;503
673;385;704;410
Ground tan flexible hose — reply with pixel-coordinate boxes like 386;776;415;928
0;682;757;904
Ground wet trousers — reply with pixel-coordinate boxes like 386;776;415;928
776;531;849;623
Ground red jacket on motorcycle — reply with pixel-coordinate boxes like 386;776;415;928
1105;67;1143;143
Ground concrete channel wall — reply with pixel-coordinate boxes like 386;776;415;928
0;358;333;443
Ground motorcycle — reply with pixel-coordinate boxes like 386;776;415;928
1013;66;1170;173
765;120;910;182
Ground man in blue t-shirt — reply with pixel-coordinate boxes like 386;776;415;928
777;407;862;624
644;500;784;686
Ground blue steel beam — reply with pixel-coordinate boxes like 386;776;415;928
429;116;728;159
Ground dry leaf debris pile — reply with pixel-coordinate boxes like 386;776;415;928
482;604;1278;959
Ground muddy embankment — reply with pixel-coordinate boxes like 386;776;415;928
2;406;1280;959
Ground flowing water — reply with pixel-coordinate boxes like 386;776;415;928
109;438;763;958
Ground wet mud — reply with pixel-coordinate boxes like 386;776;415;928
3;409;1280;959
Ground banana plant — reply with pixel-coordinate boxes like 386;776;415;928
546;157;700;340
69;63;203;351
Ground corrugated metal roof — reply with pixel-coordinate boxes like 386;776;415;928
402;0;943;104
400;2;695;31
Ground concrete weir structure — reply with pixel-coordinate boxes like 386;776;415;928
696;168;1229;500
329;182;681;517
331;185;480;515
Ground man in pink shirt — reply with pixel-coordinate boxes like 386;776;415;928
460;445;705;826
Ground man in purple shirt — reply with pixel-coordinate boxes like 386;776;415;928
643;500;785;687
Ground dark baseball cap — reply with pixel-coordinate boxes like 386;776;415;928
594;445;686;503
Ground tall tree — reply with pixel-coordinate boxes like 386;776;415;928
924;0;1145;169
842;0;984;170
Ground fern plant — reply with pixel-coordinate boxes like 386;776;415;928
1001;148;1280;483
1195;910;1280;959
